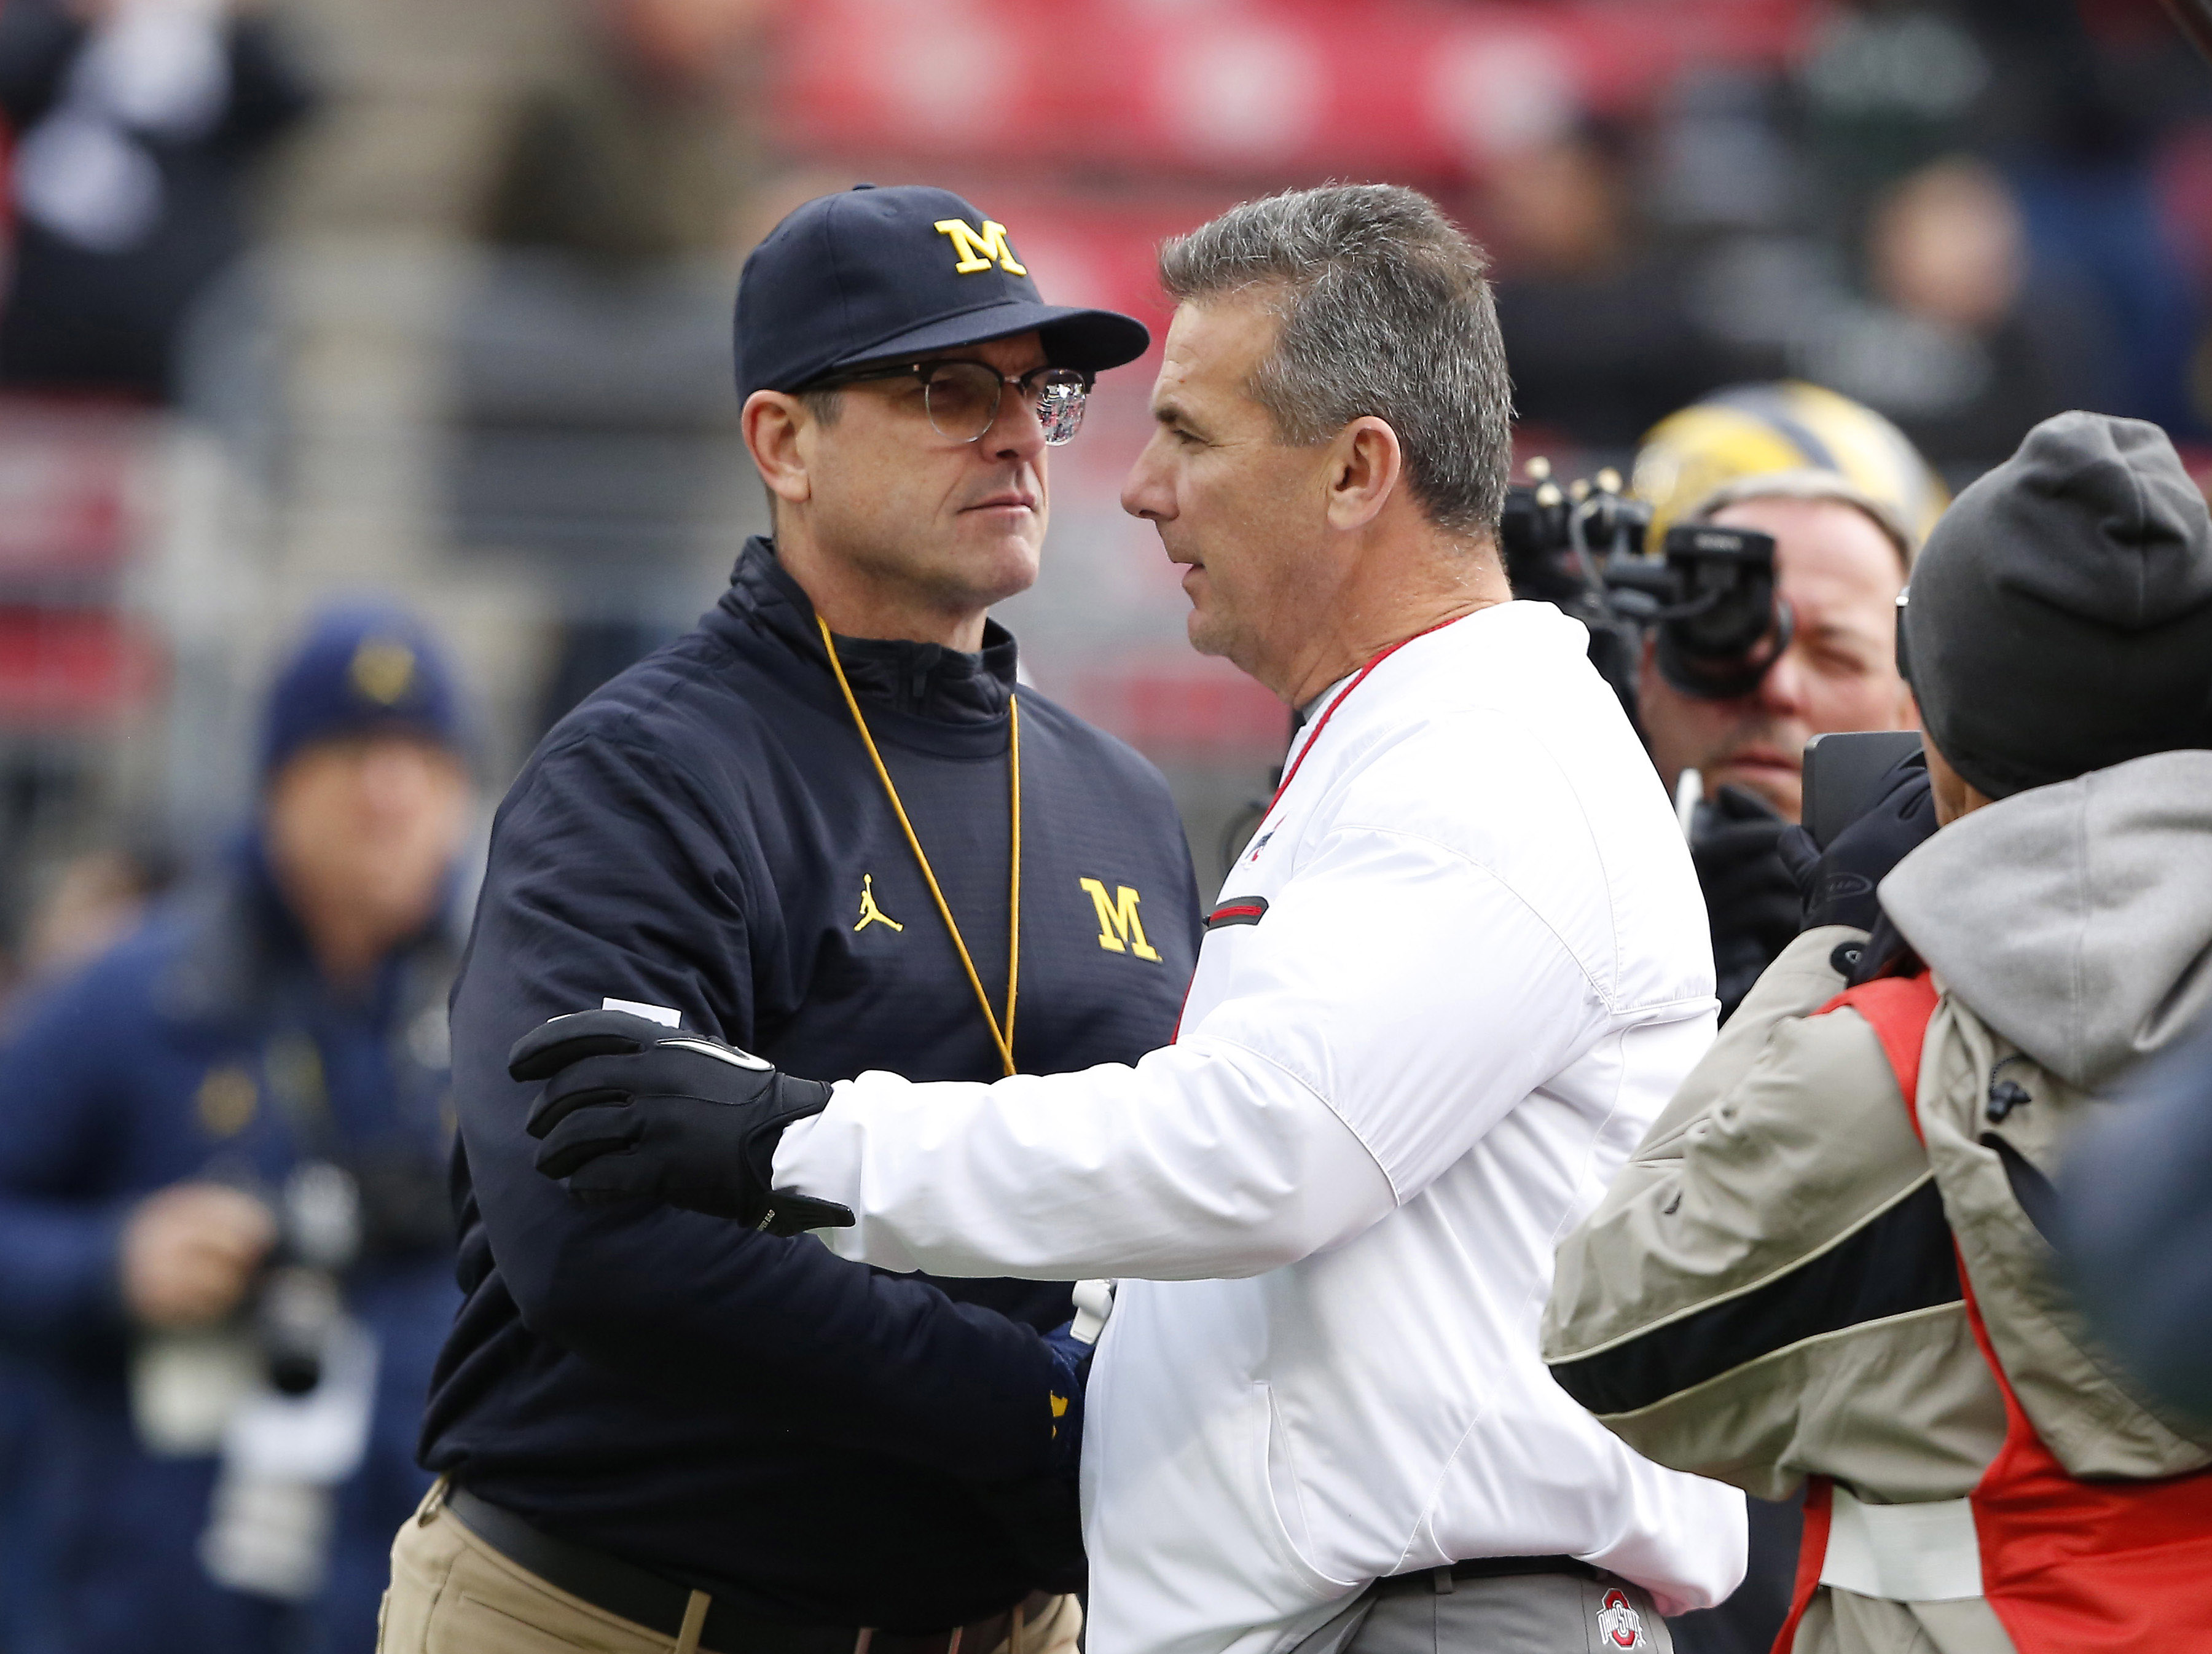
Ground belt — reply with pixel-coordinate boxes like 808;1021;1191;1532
1371;1555;1605;1597
444;1484;1050;1654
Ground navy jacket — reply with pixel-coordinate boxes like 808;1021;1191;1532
422;540;1199;1630
0;845;460;1654
2065;1009;2212;1425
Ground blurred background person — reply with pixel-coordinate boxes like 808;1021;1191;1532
0;0;314;402
0;606;471;1654
1646;470;1917;1021
1762;0;2205;468
483;0;760;270
1793;0;2208;442
1487;121;1768;455
462;0;773;745
1793;154;2113;471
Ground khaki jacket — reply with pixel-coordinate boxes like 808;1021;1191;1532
1541;750;2212;1653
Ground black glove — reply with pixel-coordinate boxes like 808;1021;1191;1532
509;1009;852;1234
1775;750;1936;933
967;1317;1097;1593
1692;785;1802;1021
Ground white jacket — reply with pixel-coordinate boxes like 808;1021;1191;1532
775;602;1746;1654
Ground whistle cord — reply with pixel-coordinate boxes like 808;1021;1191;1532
817;615;1019;1076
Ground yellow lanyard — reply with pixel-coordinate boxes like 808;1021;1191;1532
817;615;1021;1076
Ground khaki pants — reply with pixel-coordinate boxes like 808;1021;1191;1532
378;1486;1082;1654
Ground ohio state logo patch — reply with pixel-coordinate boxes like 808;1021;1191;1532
1596;1587;1647;1648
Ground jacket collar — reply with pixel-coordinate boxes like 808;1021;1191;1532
715;537;1017;727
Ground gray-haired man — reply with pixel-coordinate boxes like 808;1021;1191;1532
511;185;1746;1654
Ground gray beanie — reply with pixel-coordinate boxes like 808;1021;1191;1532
1901;410;2212;799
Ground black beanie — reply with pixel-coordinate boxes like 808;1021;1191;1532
1901;411;2212;799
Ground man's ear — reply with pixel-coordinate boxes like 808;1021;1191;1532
1322;416;1403;531
743;391;812;513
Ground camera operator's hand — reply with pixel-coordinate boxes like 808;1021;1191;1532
511;1009;853;1234
1691;786;1802;1018
120;1182;277;1329
1776;750;1936;933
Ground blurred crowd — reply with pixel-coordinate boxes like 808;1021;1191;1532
0;2;2203;1653
1483;0;2208;479
0;0;2200;966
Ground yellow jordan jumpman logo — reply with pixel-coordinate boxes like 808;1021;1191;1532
853;873;904;934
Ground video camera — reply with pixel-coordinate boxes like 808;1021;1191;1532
1499;460;1794;725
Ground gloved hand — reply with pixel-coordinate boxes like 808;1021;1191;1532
1775;750;1936;933
509;1009;852;1234
971;1286;1116;1586
1040;1319;1093;1480
1691;785;1802;1021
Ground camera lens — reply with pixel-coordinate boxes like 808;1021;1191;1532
1657;525;1794;701
257;1264;342;1396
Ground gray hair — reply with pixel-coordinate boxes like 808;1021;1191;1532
1687;468;1916;572
1158;184;1514;537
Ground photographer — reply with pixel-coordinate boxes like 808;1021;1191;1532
0;608;471;1654
1642;469;1919;1020
1543;411;2212;1652
1491;390;1937;1654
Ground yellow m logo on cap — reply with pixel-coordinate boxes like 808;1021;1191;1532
935;218;1027;276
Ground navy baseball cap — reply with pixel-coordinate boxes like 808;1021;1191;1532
735;184;1150;399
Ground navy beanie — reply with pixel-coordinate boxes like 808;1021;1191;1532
261;606;468;783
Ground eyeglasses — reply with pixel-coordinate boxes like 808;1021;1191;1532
814;358;1095;445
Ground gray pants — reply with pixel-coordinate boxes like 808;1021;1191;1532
1291;1570;1676;1654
